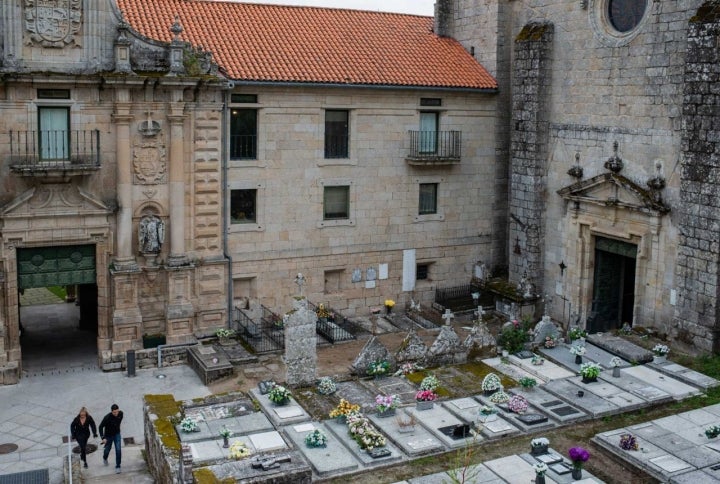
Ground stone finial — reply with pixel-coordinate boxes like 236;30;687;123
170;16;184;41
114;21;134;74
568;152;584;179
604;141;624;173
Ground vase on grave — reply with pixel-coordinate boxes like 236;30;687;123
575;355;582;364
612;367;621;378
581;376;598;384
531;444;548;456
571;468;582;480
536;475;546;484
223;436;229;448
416;400;434;411
273;397;290;406
377;408;396;418
385;306;392;315
653;355;666;364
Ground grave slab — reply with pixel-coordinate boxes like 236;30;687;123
206;412;275;439
479;416;521;439
482;357;548;384
675;444;720;469
483;454;540;483
249;431;288;452
189;435;253;464
585;333;653;363
366;408;444;456
323;417;403;467
538;343;589;373
580;342;632;369
670;469;720;484
250;388;311;427
649;454;693;473
543;379;620;417
335;380;381;414
520;450;605;483
282;422;359;476
577;380;646;412
592;370;672;405
510;387;587;423
650;362;720;390
407;463;504;484
442;397;482;424
623;366;701;400
508;354;575;380
404;404;482;448
626;422;672;441
475;394;556;432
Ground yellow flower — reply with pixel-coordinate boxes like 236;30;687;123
329;398;360;418
384;299;395;308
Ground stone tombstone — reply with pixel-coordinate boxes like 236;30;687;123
394;330;428;363
533;315;560;345
426;325;468;366
366;267;377;281
351;336;394;376
284;298;317;387
463;320;497;351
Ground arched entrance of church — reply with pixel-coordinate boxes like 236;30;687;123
17;245;98;374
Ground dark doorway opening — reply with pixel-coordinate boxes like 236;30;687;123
588;237;637;333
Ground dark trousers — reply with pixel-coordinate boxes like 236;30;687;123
76;436;89;463
103;434;122;467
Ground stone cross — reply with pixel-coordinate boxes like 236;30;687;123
442;309;455;326
294;272;306;297
475;306;485;321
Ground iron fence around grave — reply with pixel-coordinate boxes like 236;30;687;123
434;283;488;313
233;304;285;354
307;301;356;344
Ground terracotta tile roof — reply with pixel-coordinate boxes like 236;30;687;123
116;0;497;90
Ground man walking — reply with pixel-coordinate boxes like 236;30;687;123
99;404;124;474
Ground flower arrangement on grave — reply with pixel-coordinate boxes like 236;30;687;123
304;429;328;448
579;362;602;379
415;390;438;402
219;426;232;439
531;355;545;365
215;328;235;339
568;327;587;341
329;399;360;419
180;417;199;433
229;441;252;459
652;344;669;357
705;425;720;439
568;446;590;470
347;413;386;450
609;356;623;367
375;394;399;413
419;374;440;392
619;433;639;451
489;390;510;404
507;394;529;414
544;335;557;348
384;299;395;310
316;303;330;319
394;361;424;376
531;437;550;448
267;385;292;405
479;405;498;416
519;376;537;390
481;373;503;393
569;345;586;356
316;376;337;395
533;462;548;476
367;359;390;377
497;318;533;354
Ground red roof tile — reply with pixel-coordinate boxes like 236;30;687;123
116;0;497;90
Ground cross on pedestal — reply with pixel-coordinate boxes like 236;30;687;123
442;309;455;326
294;272;306;298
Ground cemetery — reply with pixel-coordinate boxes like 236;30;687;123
137;294;720;483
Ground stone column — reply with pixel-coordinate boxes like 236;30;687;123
112;94;138;271
166;95;189;267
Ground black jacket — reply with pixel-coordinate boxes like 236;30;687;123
71;415;97;441
99;411;124;439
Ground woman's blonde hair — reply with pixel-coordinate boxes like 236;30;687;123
78;406;89;417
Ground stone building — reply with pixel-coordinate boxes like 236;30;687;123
439;0;720;352
0;0;500;382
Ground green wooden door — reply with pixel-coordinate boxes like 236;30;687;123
17;245;96;289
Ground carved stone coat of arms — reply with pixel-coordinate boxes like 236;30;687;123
24;0;83;47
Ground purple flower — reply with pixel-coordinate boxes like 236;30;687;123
568;447;590;467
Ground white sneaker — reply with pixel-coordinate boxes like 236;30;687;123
115;467;121;474
103;458;108;466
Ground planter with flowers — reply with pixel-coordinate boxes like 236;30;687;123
305;428;328;448
375;394;399;417
384;299;396;314
652;344;669;363
478;405;498;423
568;327;587;343
533;462;548;484
415;390;437;410
489;390;510;404
531;355;545;366
544;335;557;349
268;385;292;406
329;398;360;423
215;328;236;346
568;446;590;480
609;356;623;378
316;303;330;322
569;344;586;364
619;433;639;451
229;441;252;459
367;360;391;379
347;412;386;451
219;426;232;448
580;362;602;383
519;376;537;391
507;394;529;414
530;437;549;456
481;373;503;396
316;376;337;395
180;417;200;433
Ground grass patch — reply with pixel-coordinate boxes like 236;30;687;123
46;286;67;299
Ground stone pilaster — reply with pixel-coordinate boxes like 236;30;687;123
165;266;195;344
110;271;143;353
508;22;554;292
673;3;720;353
166;95;189;267
112;94;138;271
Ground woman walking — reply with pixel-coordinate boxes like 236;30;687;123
70;406;98;468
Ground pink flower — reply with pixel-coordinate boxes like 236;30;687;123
415;390;437;401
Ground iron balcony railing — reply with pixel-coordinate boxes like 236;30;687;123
230;134;257;160
324;134;349;159
407;130;461;163
9;129;101;171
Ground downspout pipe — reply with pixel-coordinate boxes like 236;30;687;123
222;84;234;330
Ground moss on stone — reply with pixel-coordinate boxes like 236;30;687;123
690;3;720;23
193;467;234;484
145;394;183;456
516;23;550;42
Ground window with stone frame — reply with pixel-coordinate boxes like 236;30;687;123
230;108;257;160
323;185;350;220
417;263;430;281
419;183;438;215
38;106;70;160
230;189;257;224
324;110;349;158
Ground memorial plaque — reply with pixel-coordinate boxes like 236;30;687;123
438;424;472;440
516;413;548;425
540;400;564;408
536;453;563;464
368;448;391;459
550;462;573;475
552;406;581;417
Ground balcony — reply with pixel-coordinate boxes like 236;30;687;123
230;134;257;160
406;130;461;166
8;130;101;177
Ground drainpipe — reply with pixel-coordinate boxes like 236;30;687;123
222;83;234;329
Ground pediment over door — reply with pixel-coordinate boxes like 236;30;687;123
557;173;670;216
1;184;111;219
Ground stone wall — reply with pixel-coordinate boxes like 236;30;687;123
100;345;190;372
673;2;720;352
